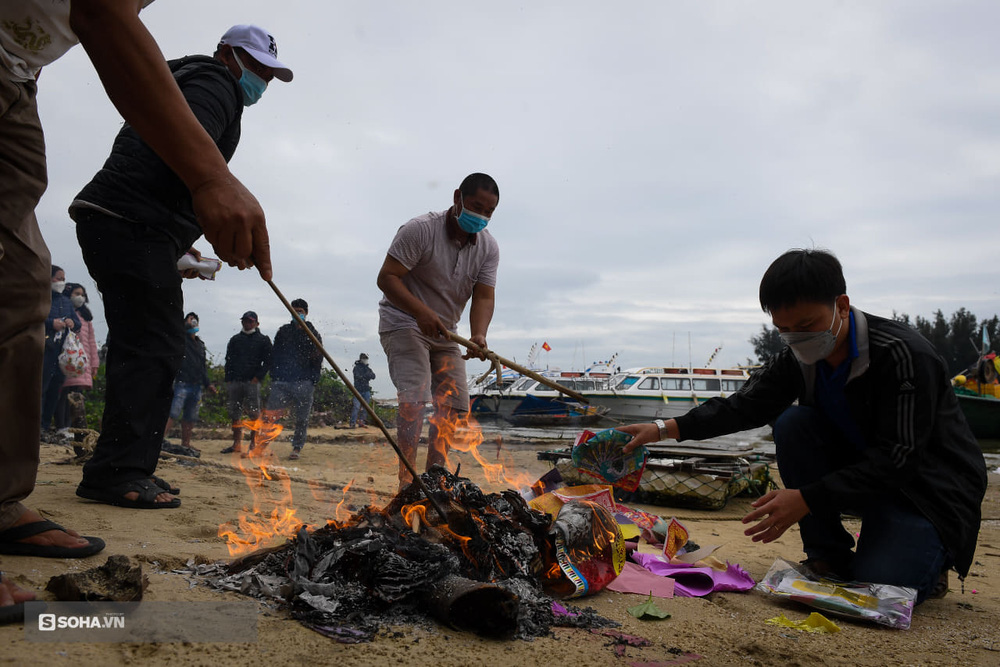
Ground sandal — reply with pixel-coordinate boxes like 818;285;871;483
76;478;181;509
150;475;180;496
0;520;105;558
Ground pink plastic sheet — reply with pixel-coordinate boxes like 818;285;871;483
630;552;755;598
606;561;676;598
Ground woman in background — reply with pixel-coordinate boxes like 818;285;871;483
55;283;100;434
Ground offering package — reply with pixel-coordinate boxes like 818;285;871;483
756;559;916;630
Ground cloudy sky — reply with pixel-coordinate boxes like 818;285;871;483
34;1;1000;396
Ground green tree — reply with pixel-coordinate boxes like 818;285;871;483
749;324;784;363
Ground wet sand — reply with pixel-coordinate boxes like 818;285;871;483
2;426;998;666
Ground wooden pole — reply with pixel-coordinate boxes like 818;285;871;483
445;331;590;404
265;280;449;523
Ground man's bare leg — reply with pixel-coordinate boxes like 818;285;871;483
396;402;424;491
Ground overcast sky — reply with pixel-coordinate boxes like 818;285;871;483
33;1;1000;396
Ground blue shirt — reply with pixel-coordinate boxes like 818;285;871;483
814;311;865;449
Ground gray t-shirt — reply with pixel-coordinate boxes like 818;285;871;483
378;209;499;333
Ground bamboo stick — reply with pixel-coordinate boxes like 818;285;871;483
445;331;590;404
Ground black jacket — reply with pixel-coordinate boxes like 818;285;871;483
175;332;210;387
674;309;987;577
353;361;376;393
270;320;323;383
70;55;243;253
45;292;81;351
225;329;272;382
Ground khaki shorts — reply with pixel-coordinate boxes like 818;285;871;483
380;328;468;410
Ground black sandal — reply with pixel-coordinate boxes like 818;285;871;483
76;478;181;509
0;520;105;558
150;475;180;495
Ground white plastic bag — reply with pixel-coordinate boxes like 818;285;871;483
58;330;89;378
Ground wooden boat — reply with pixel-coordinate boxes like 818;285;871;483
952;351;1000;440
502;396;611;427
955;392;1000;440
537;441;773;510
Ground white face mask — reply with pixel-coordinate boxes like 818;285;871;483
71;295;86;308
779;305;844;364
51;281;66;293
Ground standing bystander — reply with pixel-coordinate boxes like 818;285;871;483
350;353;376;428
261;299;323;460
221;311;271;454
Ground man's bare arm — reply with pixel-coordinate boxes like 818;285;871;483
465;282;494;358
69;0;271;280
376;255;446;337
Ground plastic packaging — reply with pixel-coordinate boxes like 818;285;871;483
541;500;625;599
177;253;223;280
755;558;916;629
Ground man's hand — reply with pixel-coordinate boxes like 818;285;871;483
179;247;202;279
618;422;659;453
52;318;66;332
415;306;447;339
463;334;489;360
741;489;810;543
191;177;272;281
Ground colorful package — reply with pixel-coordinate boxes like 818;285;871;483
571;428;649;491
529;484;616;517
545;500;626;599
756;559;916;629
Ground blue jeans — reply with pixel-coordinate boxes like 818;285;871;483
350;390;371;427
267;380;314;450
169;382;203;422
774;406;949;603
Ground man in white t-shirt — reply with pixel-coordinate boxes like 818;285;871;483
0;1;274;622
376;173;500;489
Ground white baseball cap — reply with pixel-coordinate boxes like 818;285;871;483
218;24;293;82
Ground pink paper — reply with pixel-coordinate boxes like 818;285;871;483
631;552;755;598
607;561;675;598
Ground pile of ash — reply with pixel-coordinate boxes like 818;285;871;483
194;466;617;642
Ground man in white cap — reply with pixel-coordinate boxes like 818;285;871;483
70;25;292;510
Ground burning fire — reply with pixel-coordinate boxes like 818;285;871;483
427;357;533;491
218;414;315;556
218;353;540;558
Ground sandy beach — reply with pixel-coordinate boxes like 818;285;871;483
2;425;998;666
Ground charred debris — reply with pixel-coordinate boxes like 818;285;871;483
193;466;616;642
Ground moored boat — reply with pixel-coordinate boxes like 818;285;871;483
952;351;1000;441
580;366;752;421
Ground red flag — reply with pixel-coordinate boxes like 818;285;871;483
542;342;552;351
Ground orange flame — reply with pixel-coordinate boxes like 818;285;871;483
218;414;313;556
426;356;533;491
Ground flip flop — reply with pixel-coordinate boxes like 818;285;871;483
76;478;181;510
0;520;105;558
150;475;180;496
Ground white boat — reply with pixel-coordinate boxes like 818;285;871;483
580;366;752;421
471;370;614;418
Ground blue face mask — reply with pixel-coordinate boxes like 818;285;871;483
188;327;199;334
233;52;267;106
456;194;490;234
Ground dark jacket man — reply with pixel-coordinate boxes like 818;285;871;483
675;310;986;579
270;319;323;383
225;328;272;382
